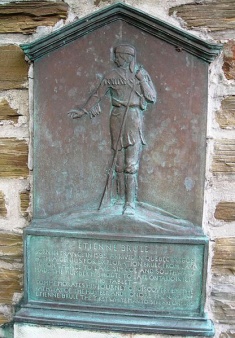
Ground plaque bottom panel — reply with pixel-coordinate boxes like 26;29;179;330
15;220;214;336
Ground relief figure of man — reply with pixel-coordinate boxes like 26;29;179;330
68;44;156;215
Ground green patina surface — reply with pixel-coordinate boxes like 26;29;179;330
27;235;204;314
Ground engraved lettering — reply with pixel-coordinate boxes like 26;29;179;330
30;238;203;311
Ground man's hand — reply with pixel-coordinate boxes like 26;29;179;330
135;66;146;82
68;109;85;119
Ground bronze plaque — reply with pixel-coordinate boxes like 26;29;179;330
15;3;222;335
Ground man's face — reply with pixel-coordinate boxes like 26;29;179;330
114;52;127;67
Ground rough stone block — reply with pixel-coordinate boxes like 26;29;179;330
212;238;235;323
222;41;235;80
212;140;235;175
212;298;235;324
0;233;23;263
0;138;28;178
0;191;7;217
94;0;110;6
216;96;235;128
20;190;30;218
169;0;235;32
0;45;28;90
212;238;235;274
0;99;21;123
0;1;68;34
14;324;127;338
0;268;22;304
0;312;10;325
219;330;235;338
214;202;235;221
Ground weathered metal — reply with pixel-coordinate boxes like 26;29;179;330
15;3;223;336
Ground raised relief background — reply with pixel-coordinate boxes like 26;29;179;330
34;20;208;224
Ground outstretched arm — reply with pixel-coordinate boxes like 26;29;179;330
68;79;109;120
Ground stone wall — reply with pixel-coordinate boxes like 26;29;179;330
0;0;234;337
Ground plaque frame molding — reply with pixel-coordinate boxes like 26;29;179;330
20;2;222;62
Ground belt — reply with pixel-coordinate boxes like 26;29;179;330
112;100;139;108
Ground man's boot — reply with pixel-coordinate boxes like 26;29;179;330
123;174;137;215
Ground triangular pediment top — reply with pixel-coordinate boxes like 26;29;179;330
21;2;222;62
